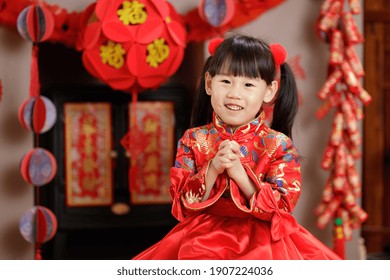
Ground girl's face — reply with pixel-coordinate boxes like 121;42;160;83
205;72;277;130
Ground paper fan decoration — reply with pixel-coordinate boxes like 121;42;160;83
20;148;57;187
19;206;58;260
78;0;187;92
198;0;235;27
18;96;57;134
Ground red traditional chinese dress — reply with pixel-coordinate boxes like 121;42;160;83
133;111;341;260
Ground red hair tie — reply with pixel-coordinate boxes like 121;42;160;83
270;43;287;66
208;38;224;56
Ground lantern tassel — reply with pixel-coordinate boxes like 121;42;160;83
35;243;42;260
30;44;41;97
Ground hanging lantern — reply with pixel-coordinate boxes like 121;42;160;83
79;0;186;92
18;95;57;134
20;148;57;187
16;4;55;43
17;4;55;98
19;206;58;244
19;206;58;260
198;0;235;27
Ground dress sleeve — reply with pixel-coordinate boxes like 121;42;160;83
169;131;212;221
231;135;302;240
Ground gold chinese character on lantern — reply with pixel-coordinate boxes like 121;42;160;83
146;38;169;68
100;41;125;69
117;0;148;25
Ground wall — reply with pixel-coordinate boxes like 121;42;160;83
0;26;34;259
0;0;363;259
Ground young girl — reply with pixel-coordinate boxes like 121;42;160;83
133;34;341;260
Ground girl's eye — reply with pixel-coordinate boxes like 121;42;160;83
222;80;231;84
245;83;254;87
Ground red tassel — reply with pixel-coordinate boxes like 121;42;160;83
35;244;42;260
30;44;41;97
129;164;140;193
333;237;346;259
333;217;346;259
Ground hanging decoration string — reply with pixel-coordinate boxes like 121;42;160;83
314;0;369;259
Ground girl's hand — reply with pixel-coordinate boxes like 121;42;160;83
222;140;245;181
211;140;241;174
212;140;256;200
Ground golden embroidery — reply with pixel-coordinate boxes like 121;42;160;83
194;129;218;155
185;190;201;204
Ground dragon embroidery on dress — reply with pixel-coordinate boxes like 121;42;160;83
266;162;301;194
193;127;219;155
179;157;195;173
254;134;281;157
185;189;202;204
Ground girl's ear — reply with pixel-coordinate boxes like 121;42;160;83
205;72;212;96
263;80;278;103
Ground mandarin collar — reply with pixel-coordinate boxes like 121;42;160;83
212;110;265;142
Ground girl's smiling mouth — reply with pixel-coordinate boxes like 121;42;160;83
225;104;243;111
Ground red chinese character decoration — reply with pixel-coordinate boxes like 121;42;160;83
314;0;369;259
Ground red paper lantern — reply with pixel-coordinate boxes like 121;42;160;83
79;0;186;92
20;148;57;187
19;206;58;244
16;4;55;43
198;0;235;27
18;96;57;134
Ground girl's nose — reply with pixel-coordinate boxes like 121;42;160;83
227;85;241;99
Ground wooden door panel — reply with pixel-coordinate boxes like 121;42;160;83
363;1;390;254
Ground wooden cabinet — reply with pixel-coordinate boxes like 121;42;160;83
362;1;390;256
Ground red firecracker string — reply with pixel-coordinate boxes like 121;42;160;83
314;0;369;259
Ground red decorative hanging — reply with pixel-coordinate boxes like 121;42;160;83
14;2;58;260
198;0;235;28
19;206;58;260
18;95;57;134
0;0;286;46
78;0;186;92
16;3;55;98
314;0;369;259
20;147;57;187
183;0;286;41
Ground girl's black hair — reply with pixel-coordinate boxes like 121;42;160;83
190;34;298;139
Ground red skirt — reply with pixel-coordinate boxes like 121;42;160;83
133;199;341;260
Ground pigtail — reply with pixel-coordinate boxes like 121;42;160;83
270;62;298;139
190;57;213;127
